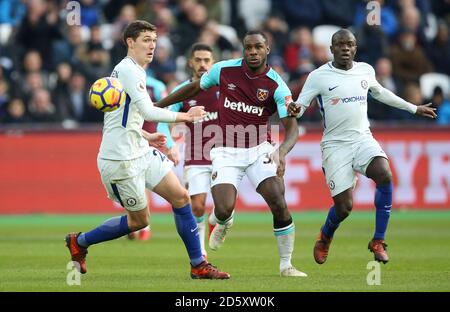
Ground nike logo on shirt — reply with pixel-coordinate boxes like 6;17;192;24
328;86;339;91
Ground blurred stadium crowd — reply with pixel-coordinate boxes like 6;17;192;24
0;0;449;126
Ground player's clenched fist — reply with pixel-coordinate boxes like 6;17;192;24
288;102;302;117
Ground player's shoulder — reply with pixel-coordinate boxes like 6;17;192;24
115;57;145;78
266;67;288;87
354;61;375;74
214;58;243;69
313;62;335;74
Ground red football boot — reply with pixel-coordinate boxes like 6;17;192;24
65;232;88;274
368;239;389;264
191;261;230;279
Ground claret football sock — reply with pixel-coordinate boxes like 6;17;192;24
77;215;131;247
322;206;343;238
173;204;204;267
374;183;392;240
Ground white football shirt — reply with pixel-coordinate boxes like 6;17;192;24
297;61;416;145
98;57;151;160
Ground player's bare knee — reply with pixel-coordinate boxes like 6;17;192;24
192;204;205;218
336;200;352;219
214;204;234;221
376;170;393;186
171;188;190;208
128;215;148;231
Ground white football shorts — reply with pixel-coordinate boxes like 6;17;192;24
97;148;173;211
209;141;277;190
183;165;213;196
321;135;387;197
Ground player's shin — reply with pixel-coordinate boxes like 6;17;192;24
77;215;131;247
374;183;392;240
208;210;234;250
173;204;204;266
208;208;217;238
322;206;343;238
273;218;295;272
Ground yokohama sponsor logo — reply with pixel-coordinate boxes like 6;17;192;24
224;97;264;116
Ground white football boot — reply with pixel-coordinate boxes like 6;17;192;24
209;220;233;250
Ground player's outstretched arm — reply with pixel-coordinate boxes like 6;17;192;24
155;80;202;108
134;96;205;123
271;117;299;177
370;86;437;119
175;106;206;123
415;103;437;119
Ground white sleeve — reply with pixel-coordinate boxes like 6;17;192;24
368;66;417;114
295;71;320;118
119;64;177;122
118;66;148;104
134;97;177;122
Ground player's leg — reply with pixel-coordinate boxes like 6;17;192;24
185;165;214;257
314;144;356;264
208;155;244;250
255;176;307;277
77;175;149;245
153;170;229;279
209;182;237;250
365;156;392;263
191;193;208;257
153;170;203;263
246;143;306;276
207;209;217;239
354;137;391;263
128;191;152;241
314;188;354;265
65;158;149;273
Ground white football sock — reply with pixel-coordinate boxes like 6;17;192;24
275;228;295;272
196;215;206;255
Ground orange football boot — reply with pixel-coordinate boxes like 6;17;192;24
313;231;333;264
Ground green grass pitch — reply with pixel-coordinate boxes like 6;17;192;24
0;211;449;292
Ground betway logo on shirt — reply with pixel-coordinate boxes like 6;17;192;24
193;111;218;124
224;97;264;116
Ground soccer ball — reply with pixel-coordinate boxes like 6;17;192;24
89;77;126;112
